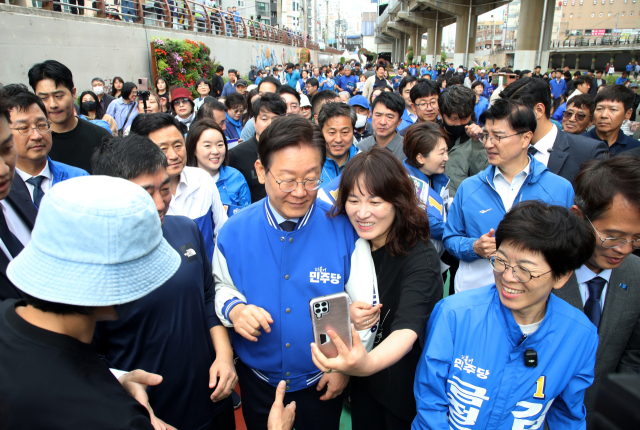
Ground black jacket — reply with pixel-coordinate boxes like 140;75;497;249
589;77;606;97
0;176;38;301
228;137;266;203
211;74;224;98
100;94;116;112
548;129;609;184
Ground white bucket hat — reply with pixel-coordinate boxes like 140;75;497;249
7;176;181;306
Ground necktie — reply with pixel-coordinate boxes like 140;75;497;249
26;176;45;208
527;146;539;156
0;208;24;258
584;276;607;328
279;221;296;232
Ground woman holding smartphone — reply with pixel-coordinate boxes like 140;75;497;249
311;146;443;430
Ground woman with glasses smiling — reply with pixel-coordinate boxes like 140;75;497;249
170;87;196;130
414;201;599;430
105;82;139;135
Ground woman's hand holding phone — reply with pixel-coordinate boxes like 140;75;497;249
310;324;373;377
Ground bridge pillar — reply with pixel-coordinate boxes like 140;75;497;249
426;26;436;67
514;0;554;70
454;13;477;69
575;56;580;70
591;54;597;70
561;54;566;68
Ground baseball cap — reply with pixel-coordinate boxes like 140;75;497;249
348;95;370;110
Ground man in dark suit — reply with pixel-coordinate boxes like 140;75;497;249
500;77;609;184
554;155;640;429
589;69;606;97
0;89;38;301
211;65;225;99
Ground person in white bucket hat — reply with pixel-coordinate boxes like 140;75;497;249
0;175;181;430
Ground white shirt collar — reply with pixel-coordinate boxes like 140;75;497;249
533;124;557;155
575;264;612;285
15;159;52;182
494;157;531;182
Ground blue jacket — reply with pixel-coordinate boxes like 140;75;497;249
616;76;629;85
285;70;301;89
474;96;490;126
213;199;379;391
216;165;251;209
550;79;567;99
337;75;359;95
221;82;236;97
412;285;598;430
553;102;567;122
443;158;574;292
403;160;449;241
320;144;358;186
399;108;417;131
49;157;89;186
431;70;438;81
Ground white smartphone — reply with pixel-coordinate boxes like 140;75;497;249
309;292;352;359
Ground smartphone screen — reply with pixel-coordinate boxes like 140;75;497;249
138;78;149;92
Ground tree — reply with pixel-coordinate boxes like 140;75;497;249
441;50;447;63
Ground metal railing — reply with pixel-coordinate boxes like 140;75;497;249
549;35;640;48
36;0;319;50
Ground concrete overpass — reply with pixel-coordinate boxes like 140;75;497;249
378;0;558;71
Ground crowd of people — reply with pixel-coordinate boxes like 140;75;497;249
0;56;639;430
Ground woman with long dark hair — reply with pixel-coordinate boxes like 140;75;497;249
79;91;117;135
242;88;260;127
185;119;251;208
110;76;124;98
155;77;170;111
311;146;443;430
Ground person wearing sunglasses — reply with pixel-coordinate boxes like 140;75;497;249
415;201;599;429
554;155;640;427
443;99;575;293
562;94;595;135
171;87;196;130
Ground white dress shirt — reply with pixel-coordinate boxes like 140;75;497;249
15;161;53;203
268;199;299;225
567;89;583;103
575;264;612;311
493;160;531;211
530;124;557;167
0;200;31;261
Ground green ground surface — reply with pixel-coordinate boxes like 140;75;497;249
336;275;451;429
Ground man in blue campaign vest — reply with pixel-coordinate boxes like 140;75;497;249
8;91;88;209
443;99;575;294
318;102;359;185
214;115;378;430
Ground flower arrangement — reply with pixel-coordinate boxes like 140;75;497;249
154;37;219;97
299;48;310;64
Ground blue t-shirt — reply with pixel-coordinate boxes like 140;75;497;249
337;75;359;95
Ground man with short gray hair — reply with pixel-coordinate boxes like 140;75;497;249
336;65;358;97
91;77;115;111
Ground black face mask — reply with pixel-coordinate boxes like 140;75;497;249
82;101;97;112
443;121;467;140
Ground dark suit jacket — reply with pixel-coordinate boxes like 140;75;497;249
553;255;640;428
227;137;265;203
211;74;224;98
589;78;606;97
549;130;609;184
0;176;38;301
101;94;116;112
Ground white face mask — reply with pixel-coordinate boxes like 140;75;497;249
93;86;104;95
355;113;367;128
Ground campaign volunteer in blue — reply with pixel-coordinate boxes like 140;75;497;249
318;102;359;185
443;99;575;293
213;115;378;430
92;135;238;430
310;147;443;430
413;201;599;429
186;119;251;215
130;113;228;261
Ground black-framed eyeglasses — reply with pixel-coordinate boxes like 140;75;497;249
478;132;523;145
268;171;322;193
10;121;52;136
415;101;438;110
490;256;553;283
563;111;590;122
585;214;640;249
